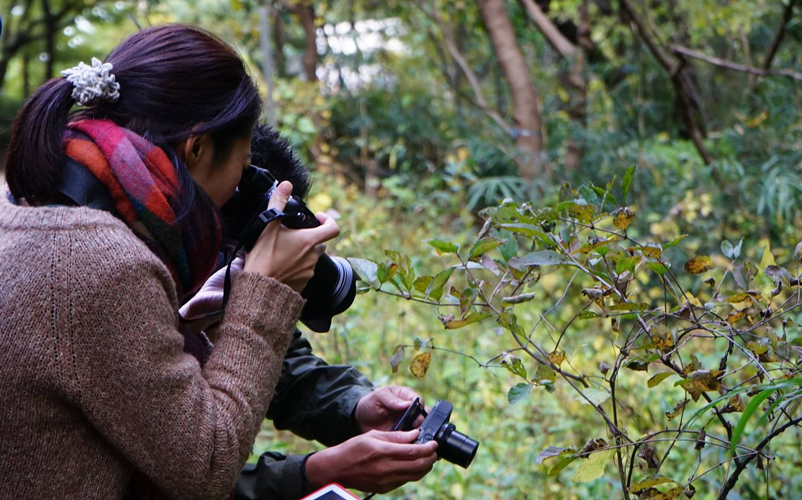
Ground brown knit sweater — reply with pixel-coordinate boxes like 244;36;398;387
0;188;304;499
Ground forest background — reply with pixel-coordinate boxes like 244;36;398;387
3;0;802;499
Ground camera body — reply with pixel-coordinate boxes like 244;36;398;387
220;165;356;332
393;398;479;469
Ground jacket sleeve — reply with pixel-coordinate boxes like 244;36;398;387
65;249;304;500
234;452;315;500
266;330;375;447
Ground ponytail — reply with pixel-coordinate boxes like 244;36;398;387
6;78;75;202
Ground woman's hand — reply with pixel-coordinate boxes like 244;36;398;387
243;181;340;292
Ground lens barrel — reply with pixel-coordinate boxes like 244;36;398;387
436;423;479;469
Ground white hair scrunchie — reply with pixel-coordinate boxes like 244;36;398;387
61;57;120;107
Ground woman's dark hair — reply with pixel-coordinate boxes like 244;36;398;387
250;124;311;199
6;24;262;202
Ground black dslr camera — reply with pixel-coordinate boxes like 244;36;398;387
393;398;479;469
220;165;356;332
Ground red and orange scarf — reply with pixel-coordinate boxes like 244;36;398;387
63;119;221;298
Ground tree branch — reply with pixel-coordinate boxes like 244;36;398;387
517;0;576;59
716;416;802;500
763;0;797;70
671;45;802;83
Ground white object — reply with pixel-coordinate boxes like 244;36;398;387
61;57;120;107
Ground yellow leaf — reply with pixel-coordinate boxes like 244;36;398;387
630;476;677;493
723;394;745;413
613;207;635;230
651;325;674;353
647;372;674;388
410;352;432;378
759;239;776;272
641;246;662;259
549;350;566;366
573;449;614;483
684;256;714;274
666;399;687;420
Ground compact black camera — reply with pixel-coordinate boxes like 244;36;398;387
220;165;356;332
393;398;479;469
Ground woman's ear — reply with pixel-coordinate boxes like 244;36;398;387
177;134;216;181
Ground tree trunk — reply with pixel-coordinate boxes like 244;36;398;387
564;0;589;171
42;0;56;82
293;2;318;82
273;8;287;78
478;0;544;180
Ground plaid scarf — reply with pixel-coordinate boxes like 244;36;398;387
63;119;222;299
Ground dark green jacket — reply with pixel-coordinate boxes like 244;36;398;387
234;330;374;500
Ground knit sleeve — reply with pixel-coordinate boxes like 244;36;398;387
64;238;303;500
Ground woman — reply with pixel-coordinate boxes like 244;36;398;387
0;25;338;499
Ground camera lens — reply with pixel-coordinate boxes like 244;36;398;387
299;256;357;332
436;423;479;469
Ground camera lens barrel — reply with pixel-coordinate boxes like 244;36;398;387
436;423;479;469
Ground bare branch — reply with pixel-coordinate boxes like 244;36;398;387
763;0;797;70
671;45;802;83
517;0;576;59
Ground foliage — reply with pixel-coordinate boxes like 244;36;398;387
349;167;802;498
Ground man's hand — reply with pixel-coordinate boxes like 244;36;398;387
304;429;438;494
354;385;425;432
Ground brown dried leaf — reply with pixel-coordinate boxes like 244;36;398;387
666;399;688;420
695;429;706;450
678;370;723;402
684;256;714;274
409;352;432;378
637;443;659;469
651;325;674;354
578;438;607;457
721;394;745;414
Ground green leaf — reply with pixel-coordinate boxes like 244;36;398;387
468;237;503;260
548;456;578;477
508;250;569;270
573;449;614;483
622;165;637;205
664;234;688;249
577;388;610;406
578;311;601;319
413;276;433;293
502;353;528;379
647;262;668;275
508;383;531;404
376;260;398;284
425;239;459;255
579;185;599;205
500;223;550;243
385;250;415;290
499;236;518;262
425;268;454;301
616;255;641;274
731;388;776;454
348;258;379;288
443;312;491;329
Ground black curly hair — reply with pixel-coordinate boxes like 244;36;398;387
250;124;312;199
